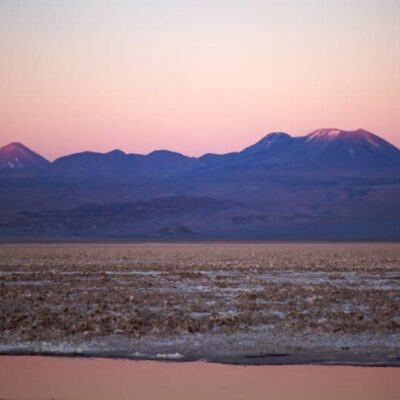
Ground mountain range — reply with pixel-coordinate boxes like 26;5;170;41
0;128;399;240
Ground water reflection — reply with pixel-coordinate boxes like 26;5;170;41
0;356;399;400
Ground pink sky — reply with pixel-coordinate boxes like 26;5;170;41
0;0;399;160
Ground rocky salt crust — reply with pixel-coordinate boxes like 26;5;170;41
0;243;399;365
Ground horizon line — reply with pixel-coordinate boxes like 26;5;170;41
3;127;399;162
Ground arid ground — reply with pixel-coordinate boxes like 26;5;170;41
0;242;399;364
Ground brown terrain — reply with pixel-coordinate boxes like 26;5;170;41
0;242;399;365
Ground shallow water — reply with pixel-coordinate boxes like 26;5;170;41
0;356;399;400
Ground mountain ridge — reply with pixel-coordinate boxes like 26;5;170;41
0;128;399;240
1;128;399;162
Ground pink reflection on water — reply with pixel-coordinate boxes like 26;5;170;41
0;356;399;400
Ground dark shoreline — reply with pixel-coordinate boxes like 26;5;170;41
0;237;399;244
1;349;399;367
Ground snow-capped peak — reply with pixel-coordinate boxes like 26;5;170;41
0;142;49;170
306;128;344;142
305;128;385;147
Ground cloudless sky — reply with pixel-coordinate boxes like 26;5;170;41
0;0;399;159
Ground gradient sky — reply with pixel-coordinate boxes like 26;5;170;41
0;0;399;160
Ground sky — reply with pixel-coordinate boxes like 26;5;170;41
0;0;399;160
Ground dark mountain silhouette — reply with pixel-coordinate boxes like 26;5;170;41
52;149;201;179
52;128;400;178
241;132;293;157
0;128;399;239
0;142;50;173
3;128;397;178
235;128;400;173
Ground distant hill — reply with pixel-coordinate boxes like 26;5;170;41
0;128;399;240
0;142;50;173
237;128;400;174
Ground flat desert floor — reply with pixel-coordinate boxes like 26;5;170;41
0;242;399;364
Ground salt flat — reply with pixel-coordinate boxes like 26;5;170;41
0;242;399;365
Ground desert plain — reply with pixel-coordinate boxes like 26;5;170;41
0;242;399;365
